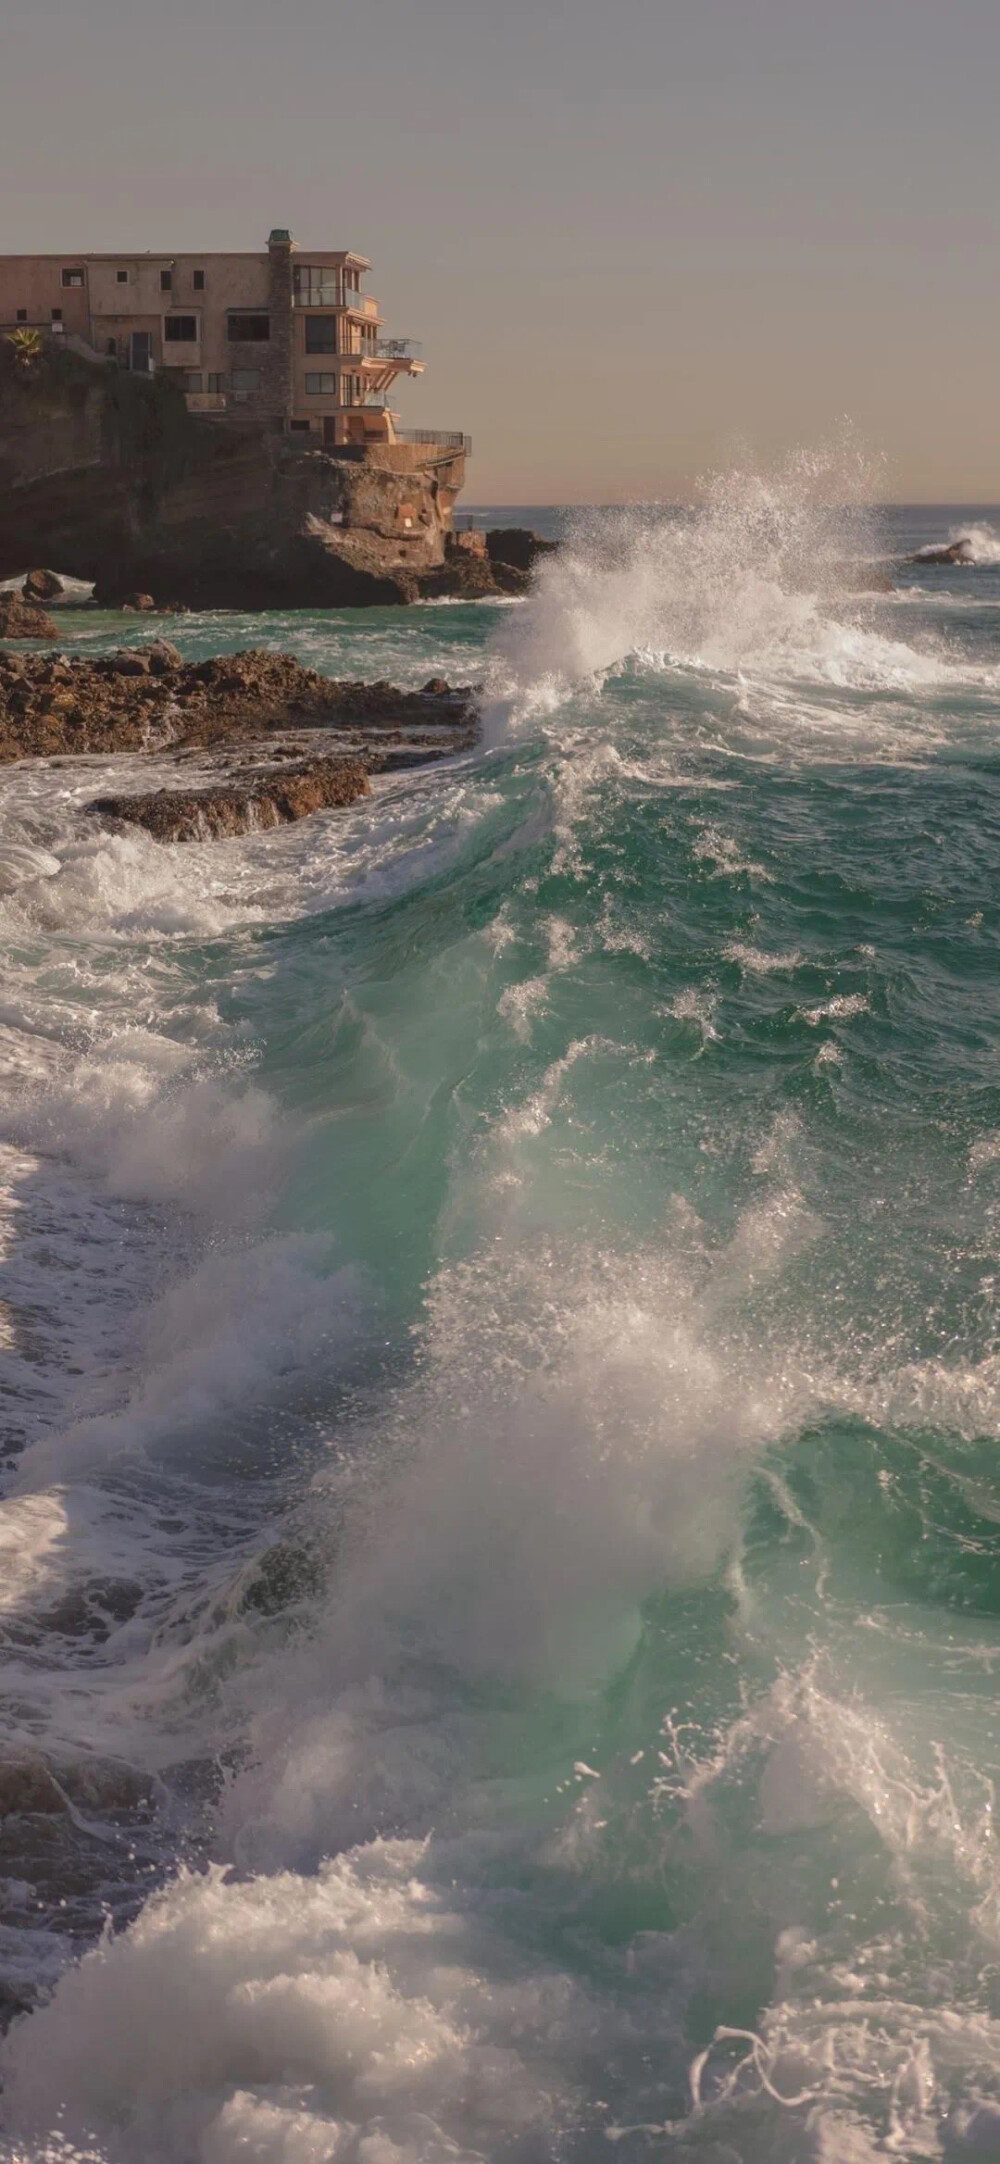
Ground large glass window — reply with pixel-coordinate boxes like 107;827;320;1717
294;266;339;306
228;314;270;343
164;315;198;342
305;316;337;354
61;268;84;288
305;373;336;395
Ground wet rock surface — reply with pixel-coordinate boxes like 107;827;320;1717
93;752;373;841
0;646;475;763
0;595;58;640
20;569;64;602
909;539;974;566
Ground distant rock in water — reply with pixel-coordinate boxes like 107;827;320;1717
910;539;974;566
21;569;64;603
485;527;559;573
92;754;372;841
0;594;58;639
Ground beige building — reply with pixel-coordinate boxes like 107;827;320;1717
0;228;469;458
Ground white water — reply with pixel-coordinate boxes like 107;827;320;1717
3;480;1000;2161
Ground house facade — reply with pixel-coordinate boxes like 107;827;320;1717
0;229;468;459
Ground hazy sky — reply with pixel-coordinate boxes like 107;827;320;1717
3;0;999;502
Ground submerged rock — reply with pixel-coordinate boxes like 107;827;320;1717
91;753;372;841
0;1756;70;1819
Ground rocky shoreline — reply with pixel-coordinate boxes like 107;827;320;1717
0;643;477;840
0;643;473;758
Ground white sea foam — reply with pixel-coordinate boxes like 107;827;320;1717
481;456;1000;759
4;477;1000;2164
914;522;1000;566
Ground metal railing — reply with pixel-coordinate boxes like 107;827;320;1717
396;429;470;453
375;337;422;360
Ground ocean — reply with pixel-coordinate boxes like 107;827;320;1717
2;480;1000;2161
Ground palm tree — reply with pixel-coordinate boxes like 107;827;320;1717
6;327;44;370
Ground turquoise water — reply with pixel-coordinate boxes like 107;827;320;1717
2;489;1000;2159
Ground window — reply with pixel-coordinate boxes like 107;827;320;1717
51;308;63;323
16;308;26;323
193;269;205;291
183;372;203;391
160;269;172;292
227;314;270;342
305;316;336;354
116;269;130;284
61;268;84;288
106;338;117;357
231;369;261;394
207;372;224;393
305;372;336;395
293;265;338;306
164;315;198;342
289;418;312;432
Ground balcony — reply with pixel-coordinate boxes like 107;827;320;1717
185;391;227;415
292;276;375;311
396;429;471;453
374;337;422;360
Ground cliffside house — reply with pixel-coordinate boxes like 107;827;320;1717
0;229;469;465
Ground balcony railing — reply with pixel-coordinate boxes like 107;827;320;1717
375;337;422;360
396;429;470;453
293;278;373;310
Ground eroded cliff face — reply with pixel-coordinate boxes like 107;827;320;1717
0;344;470;606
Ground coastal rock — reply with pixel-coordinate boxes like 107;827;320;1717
0;594;58;640
910;539;974;566
485;527;559;572
92;754;372;841
21;568;64;602
0;1755;70;1819
120;593;158;611
0;645;475;762
0;343;486;608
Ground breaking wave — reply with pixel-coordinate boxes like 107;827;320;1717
2;467;1000;2162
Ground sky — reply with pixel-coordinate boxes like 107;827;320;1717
3;0;999;503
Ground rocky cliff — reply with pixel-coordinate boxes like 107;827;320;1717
0;343;494;607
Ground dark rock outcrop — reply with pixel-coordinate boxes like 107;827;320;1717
0;342;488;608
909;539;974;567
0;594;58;639
93;754;372;842
21;568;64;602
485;527;559;572
0;644;474;763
